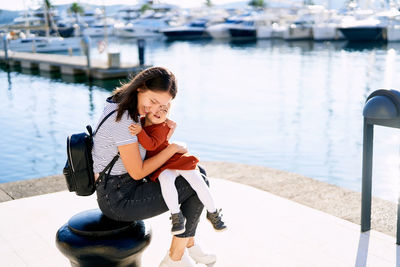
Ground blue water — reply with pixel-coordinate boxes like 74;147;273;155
2;38;400;202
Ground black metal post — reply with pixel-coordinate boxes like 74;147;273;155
361;119;374;232
82;36;91;78
397;199;400;244
3;35;9;66
138;39;145;66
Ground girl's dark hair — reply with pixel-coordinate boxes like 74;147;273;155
111;66;177;122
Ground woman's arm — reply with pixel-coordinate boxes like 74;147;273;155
118;142;186;180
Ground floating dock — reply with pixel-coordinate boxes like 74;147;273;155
0;51;149;80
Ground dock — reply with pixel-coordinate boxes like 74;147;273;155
0;50;149;80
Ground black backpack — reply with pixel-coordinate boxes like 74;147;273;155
63;110;119;196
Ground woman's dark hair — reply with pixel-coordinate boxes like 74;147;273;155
112;66;177;122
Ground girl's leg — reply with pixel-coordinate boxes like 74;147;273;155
177;169;216;213
158;169;180;214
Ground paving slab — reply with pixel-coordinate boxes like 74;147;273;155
0;178;397;267
0;161;398;239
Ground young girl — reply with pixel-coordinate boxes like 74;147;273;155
129;104;227;235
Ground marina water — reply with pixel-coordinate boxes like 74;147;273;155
1;37;400;202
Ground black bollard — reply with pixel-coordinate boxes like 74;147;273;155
137;39;145;66
361;89;400;244
56;209;152;267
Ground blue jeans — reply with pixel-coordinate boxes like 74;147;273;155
96;167;209;238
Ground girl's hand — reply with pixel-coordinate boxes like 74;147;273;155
166;119;177;140
166;119;176;129
129;123;142;136
170;141;187;154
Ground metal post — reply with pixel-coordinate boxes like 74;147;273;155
397;200;400;244
3;35;9;65
138;39;145;66
82;36;91;78
361;119;373;232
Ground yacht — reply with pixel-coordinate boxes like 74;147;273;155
312;10;345;41
2;36;81;53
114;17;170;38
160;19;211;39
82;18;116;37
206;18;244;39
283;6;327;41
283;21;314;40
338;17;384;41
228;16;276;39
375;9;400;42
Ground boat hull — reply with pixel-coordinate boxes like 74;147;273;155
229;28;256;38
162;30;210;39
339;27;384;41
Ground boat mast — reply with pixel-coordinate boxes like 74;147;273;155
44;0;50;37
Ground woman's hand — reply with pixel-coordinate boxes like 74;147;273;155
165;119;176;140
129;123;142;136
170;141;187;154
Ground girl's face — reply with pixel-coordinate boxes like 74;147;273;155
146;105;169;124
137;88;172;116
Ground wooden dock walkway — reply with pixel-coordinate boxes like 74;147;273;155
0;51;149;80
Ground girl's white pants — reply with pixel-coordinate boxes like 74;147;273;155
158;169;216;214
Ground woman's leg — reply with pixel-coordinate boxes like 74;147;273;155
158;169;180;214
177;169;216;213
97;173;207;261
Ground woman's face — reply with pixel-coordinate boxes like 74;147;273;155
137;88;172;116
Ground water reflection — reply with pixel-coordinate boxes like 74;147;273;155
343;41;387;52
1;39;400;202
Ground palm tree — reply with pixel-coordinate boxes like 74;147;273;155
249;0;266;8
205;0;213;7
140;3;152;13
69;2;84;23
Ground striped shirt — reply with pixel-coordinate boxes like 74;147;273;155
92;100;146;176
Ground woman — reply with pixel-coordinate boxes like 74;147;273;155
92;67;216;267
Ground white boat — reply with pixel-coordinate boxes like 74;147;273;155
283;5;327;41
374;9;400;42
2;36;81;52
114;18;170;38
82;18;115;37
312;10;345;41
338;17;384;41
228;16;276;39
206;19;240;39
313;23;345;41
160;19;211;39
283;22;313;40
270;23;286;39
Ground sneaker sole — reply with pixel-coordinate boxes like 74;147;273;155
171;228;186;235
214;227;227;232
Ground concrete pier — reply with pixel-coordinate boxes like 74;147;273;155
0;170;397;266
0;51;149;80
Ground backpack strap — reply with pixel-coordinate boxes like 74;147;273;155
92;109;120;188
93;109;117;136
96;152;120;188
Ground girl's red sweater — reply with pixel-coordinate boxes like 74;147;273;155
137;118;199;181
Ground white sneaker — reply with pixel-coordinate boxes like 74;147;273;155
159;249;197;267
187;243;217;265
